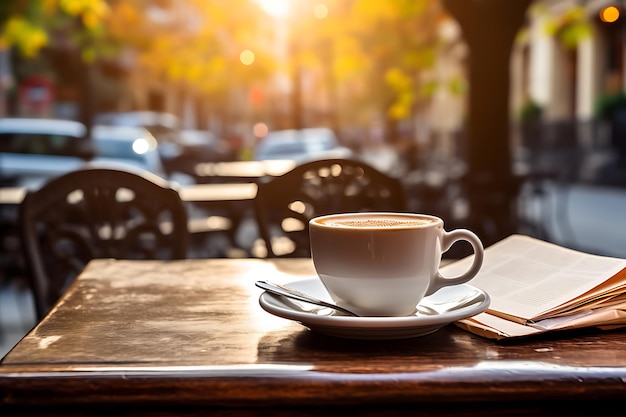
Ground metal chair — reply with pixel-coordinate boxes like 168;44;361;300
253;158;407;258
19;164;189;319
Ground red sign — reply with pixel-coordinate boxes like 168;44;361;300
19;75;54;113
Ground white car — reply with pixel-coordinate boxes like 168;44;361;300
0;118;166;190
93;111;230;177
253;127;353;163
93;111;182;159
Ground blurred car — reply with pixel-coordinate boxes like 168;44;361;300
94;112;229;177
92;124;165;176
253;127;353;163
0;118;166;190
168;129;233;176
93;111;181;158
94;111;180;131
180;129;232;161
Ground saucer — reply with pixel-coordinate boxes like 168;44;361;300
258;278;490;340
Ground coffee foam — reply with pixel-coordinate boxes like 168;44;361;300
320;216;436;228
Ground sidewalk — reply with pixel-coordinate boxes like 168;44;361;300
0;283;36;358
519;181;626;258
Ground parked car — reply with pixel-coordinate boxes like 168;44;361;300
0;118;166;190
168;129;233;177
94;111;180;153
253;127;353;163
94;111;180;131
94;112;229;177
92;124;165;176
180;129;232;161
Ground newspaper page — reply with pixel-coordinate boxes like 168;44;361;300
457;300;626;339
440;234;626;322
455;312;545;339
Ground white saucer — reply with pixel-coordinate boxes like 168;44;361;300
258;278;490;340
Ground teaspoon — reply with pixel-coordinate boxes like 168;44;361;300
255;280;360;317
256;280;486;318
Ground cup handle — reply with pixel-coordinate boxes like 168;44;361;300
424;229;484;296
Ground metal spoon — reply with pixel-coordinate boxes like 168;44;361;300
255;280;360;317
256;280;486;318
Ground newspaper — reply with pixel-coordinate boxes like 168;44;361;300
441;234;626;339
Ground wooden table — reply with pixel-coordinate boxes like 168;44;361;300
2;258;626;416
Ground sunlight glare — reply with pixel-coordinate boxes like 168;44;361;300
255;0;291;18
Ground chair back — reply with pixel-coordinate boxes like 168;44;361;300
254;158;407;258
19;164;188;319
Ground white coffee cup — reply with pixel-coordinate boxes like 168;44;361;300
309;212;484;317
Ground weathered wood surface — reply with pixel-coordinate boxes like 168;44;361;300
2;258;626;416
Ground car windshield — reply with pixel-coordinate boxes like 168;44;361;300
261;142;307;157
95;139;145;163
305;139;334;152
0;133;81;156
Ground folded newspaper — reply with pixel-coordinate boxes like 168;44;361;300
441;234;626;340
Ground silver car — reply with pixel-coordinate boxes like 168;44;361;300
0;118;166;190
253;127;353;163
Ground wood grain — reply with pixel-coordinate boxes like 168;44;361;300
2;258;626;416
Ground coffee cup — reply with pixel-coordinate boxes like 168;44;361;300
308;212;484;317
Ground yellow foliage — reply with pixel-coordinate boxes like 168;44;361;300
1;17;49;57
59;0;109;26
59;0;104;16
541;5;591;50
82;11;99;29
108;2;140;31
334;54;366;80
60;0;83;15
385;68;413;92
352;1;397;21
43;0;60;15
388;101;411;120
1;0;442;125
1;0;109;57
385;68;416;120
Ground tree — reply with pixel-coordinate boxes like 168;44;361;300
103;0;276;96
0;0;109;59
1;0;444;140
286;0;443;140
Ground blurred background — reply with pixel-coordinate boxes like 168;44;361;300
2;0;626;353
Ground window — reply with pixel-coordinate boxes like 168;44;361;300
0;134;80;156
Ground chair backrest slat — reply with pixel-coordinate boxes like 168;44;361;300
19;164;189;319
253;158;407;258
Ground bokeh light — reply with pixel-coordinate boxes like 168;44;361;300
132;138;150;155
240;49;255;65
253;122;269;138
313;3;328;19
600;6;620;23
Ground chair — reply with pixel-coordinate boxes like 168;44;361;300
253;158;407;258
19;164;189;319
